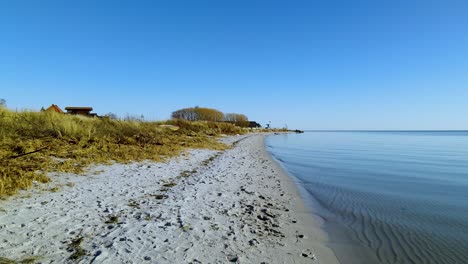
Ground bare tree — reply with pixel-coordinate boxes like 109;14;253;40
172;107;198;121
172;107;224;122
225;113;249;127
224;113;237;122
225;113;248;122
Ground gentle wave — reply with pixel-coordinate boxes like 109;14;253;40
267;131;468;264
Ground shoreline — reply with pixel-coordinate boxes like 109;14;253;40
261;134;341;264
265;134;370;264
0;133;339;263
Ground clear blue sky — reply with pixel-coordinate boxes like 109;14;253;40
1;0;467;129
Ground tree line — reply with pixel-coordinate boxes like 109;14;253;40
171;107;251;127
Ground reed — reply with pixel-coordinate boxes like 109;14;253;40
0;107;246;196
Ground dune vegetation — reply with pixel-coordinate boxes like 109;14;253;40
0;107;248;197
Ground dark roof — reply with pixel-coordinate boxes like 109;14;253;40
65;107;93;111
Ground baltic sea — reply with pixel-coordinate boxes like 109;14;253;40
267;131;468;264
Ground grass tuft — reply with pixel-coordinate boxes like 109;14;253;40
0;256;40;264
128;199;140;209
161;182;177;188
148;193;168;200
18;256;41;264
105;215;119;224
178;169;197;178
49;186;60;193
0;257;15;264
67;236;87;261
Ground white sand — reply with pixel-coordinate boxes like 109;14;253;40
0;134;340;263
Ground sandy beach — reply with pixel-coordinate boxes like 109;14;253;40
0;134;339;264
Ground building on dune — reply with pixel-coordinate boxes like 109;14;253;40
42;104;99;117
65;106;98;117
44;104;64;113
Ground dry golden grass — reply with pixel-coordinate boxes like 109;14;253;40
0;107;246;197
0;256;41;264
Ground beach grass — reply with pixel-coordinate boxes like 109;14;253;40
0;107;247;197
0;256;41;264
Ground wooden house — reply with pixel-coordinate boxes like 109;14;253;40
65;107;97;117
45;104;64;113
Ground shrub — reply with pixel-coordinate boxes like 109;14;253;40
171;107;224;122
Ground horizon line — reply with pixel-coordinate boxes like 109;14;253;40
302;130;468;132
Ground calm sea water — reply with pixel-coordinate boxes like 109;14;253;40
266;131;468;264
